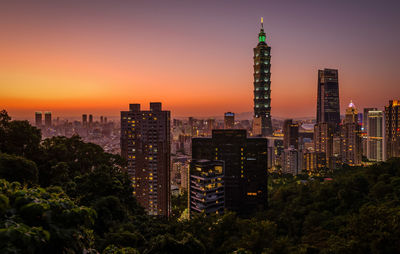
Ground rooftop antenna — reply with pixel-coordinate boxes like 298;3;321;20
261;17;264;28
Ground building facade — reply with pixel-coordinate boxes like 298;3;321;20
316;69;340;127
283;119;299;149
253;18;272;136
224;112;235;129
35;112;42;127
192;129;268;215
385;100;400;159
120;102;171;216
340;101;362;166
189;160;224;216
367;110;384;162
44;112;52;128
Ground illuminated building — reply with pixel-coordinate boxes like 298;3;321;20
282;146;301;175
363;108;377;133
385;100;400;159
340;101;362;166
35;112;42;127
303;151;327;175
44;112;52;128
120;102;171;216
314;122;334;167
316;69;340;127
283;119;299;149
192;129;268;215
224;112;235;129
189;160;224;216
367;110;384;161
253;18;272;136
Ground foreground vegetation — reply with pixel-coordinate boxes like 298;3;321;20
1;109;400;253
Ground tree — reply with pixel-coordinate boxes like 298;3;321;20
0;153;38;184
0;179;96;253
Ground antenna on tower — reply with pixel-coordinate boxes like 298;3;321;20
261;17;264;28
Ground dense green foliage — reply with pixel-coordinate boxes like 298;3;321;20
1;109;400;253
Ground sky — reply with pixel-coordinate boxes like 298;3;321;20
1;0;399;119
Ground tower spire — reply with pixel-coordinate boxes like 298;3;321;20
258;17;266;43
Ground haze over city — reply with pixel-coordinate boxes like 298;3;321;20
1;0;399;119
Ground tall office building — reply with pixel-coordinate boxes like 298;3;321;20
224;112;235;129
282;147;301;175
192;129;268;215
367;110;384;162
385;100;400;159
82;114;87;127
35;112;42;127
340;101;362;166
189;160;224;216
44;112;52;128
121;102;171;216
363;108;377;133
314;122;334;167
253;18;272;136
316;69;340;126
283;119;299;149
89;114;93;127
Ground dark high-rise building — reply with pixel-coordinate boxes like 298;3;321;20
100;116;104;124
316;69;340;126
89;114;93;126
35;112;42;127
283;119;299;149
385;100;400;159
82;114;87;127
224;112;235;129
44;112;52;128
340;101;362;166
189;160;224;216
253;18;272;136
192;129;268;215
121;102;171;216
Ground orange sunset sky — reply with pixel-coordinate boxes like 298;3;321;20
1;1;399;119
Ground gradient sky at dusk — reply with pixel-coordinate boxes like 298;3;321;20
1;0;399;119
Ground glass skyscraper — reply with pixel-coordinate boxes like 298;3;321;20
253;18;272;136
316;69;340;126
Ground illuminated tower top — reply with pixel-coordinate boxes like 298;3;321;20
258;17;266;43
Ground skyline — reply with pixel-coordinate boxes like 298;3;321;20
1;0;400;119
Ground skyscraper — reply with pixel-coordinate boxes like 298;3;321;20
89;114;93;127
385;100;400;159
224;112;235;129
363;108;377;133
283;119;299;149
316;69;340;126
44;112;52;128
192;129;268;215
253;18;272;136
189;160;225;216
340;101;362;166
282;147;301;175
121;102;171;216
314;122;334;167
82;114;87;127
367;110;384;162
35;112;42;127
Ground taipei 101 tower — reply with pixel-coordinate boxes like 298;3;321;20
252;18;272;136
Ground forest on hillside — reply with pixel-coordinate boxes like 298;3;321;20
1;109;400;254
